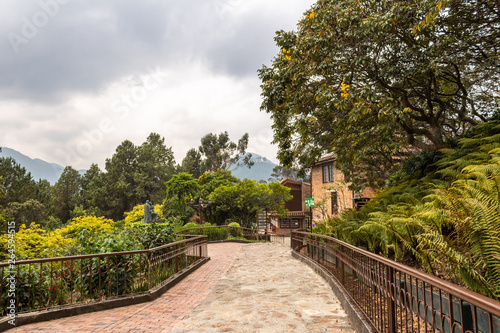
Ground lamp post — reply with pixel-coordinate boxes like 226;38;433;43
190;195;212;223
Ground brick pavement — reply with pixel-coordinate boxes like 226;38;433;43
6;243;244;333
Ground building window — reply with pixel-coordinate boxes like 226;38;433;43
322;164;334;183
280;218;300;229
331;191;338;214
354;198;370;210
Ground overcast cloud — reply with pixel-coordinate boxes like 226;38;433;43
0;0;315;170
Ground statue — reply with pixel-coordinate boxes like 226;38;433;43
143;200;152;223
150;202;158;222
143;200;157;223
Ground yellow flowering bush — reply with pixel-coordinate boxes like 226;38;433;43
0;223;70;260
124;204;164;224
60;216;115;238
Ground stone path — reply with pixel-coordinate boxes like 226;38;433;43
6;242;354;333
170;243;353;333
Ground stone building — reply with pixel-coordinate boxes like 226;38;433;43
311;153;374;221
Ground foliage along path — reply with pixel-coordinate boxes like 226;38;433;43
7;242;353;332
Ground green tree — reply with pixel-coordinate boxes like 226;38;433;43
135;133;176;203
104;140;138;220
34;179;53;216
80;163;107;216
181;148;203;178
52;166;81;224
162;172;200;223
0;157;37;206
0;158;51;231
199;132;253;172
198;170;239;224
259;0;499;189
0;179;7;232
263;181;293;216
210;179;291;228
7;199;47;227
104;135;177;220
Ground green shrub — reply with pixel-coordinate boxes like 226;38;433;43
182;222;200;229
121;223;175;249
228;222;242;238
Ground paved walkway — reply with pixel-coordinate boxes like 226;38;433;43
7;242;353;333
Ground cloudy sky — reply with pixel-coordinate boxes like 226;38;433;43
0;0;315;170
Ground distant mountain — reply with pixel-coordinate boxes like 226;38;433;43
0;147;278;185
0;147;85;185
230;153;277;183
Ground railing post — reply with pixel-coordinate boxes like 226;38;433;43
147;252;151;288
387;266;396;333
341;258;345;285
175;244;179;273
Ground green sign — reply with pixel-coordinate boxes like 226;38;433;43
305;198;315;207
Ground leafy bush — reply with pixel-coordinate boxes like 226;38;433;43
175;222;214;232
61;216;115;238
1;265;51;316
0;223;70;260
183;222;203;229
316;120;500;299
228;222;242;237
124;223;175;249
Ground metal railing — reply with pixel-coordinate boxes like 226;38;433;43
269;234;290;246
291;230;500;333
177;226;269;242
177;226;292;248
1;235;207;317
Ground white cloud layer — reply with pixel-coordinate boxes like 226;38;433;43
0;0;315;170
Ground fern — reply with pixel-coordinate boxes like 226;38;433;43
314;120;500;299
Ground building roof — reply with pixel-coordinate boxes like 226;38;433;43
314;153;336;165
279;178;311;186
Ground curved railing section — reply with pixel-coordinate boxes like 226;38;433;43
0;235;207;318
292;230;500;333
177;226;269;242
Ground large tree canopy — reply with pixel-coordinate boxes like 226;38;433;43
259;0;500;189
104;133;176;220
199;132;253;173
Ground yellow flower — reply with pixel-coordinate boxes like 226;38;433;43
282;48;292;61
341;82;350;98
305;9;315;19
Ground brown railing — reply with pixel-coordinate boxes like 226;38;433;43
0;235;207;317
177;226;269;242
177;225;292;247
291;230;500;333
